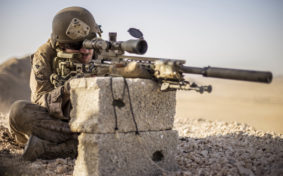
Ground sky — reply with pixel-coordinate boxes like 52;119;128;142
0;0;282;75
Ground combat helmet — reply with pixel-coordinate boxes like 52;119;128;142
51;6;102;47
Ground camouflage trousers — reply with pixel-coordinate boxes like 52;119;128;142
9;100;77;146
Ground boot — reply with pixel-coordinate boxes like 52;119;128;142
22;135;78;161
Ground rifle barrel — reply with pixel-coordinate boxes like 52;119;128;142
180;66;272;83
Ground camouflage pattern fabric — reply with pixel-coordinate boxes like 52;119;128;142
30;39;70;120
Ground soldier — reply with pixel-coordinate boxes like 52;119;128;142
8;6;148;161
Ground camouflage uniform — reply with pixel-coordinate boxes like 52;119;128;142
9;39;78;160
8;6;152;161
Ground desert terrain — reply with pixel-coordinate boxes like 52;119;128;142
177;75;283;134
0;57;282;175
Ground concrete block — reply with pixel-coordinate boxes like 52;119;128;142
73;130;178;176
69;77;176;133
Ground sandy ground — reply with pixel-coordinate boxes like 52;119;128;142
176;75;283;134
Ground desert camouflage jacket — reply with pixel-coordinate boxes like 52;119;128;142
30;40;151;120
30;39;69;120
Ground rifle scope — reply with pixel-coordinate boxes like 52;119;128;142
83;38;148;55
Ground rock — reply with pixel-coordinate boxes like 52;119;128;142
56;165;67;174
200;150;208;157
73;130;178;176
55;158;67;165
235;162;255;176
69;77;176;133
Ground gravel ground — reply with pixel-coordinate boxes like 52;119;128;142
0;113;282;176
174;118;283;176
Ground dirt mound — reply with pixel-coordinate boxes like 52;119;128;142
0;56;31;112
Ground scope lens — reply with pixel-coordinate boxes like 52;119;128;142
137;40;148;54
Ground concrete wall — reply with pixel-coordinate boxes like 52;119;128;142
69;77;178;176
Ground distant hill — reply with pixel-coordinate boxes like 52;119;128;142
0;56;31;112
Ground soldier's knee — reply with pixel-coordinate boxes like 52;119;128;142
8;100;32;145
9;100;30;123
